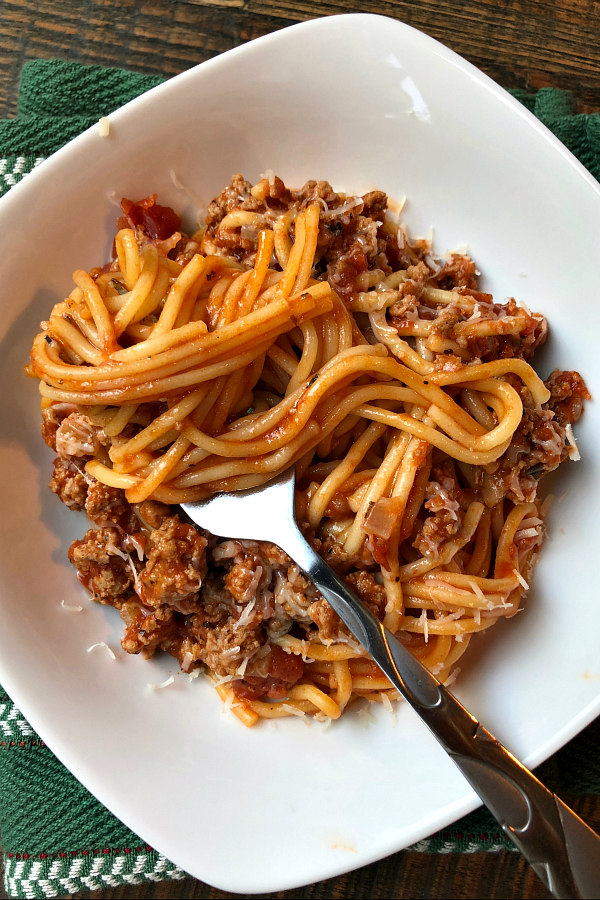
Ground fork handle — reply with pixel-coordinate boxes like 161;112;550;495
280;523;600;899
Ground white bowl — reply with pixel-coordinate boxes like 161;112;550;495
1;13;599;894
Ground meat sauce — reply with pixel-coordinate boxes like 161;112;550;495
42;176;589;709
117;195;182;242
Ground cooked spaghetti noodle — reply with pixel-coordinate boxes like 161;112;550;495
30;174;589;725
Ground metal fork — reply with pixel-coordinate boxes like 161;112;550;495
182;466;600;899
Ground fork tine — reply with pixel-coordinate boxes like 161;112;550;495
181;466;296;543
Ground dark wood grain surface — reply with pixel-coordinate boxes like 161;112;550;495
0;1;598;898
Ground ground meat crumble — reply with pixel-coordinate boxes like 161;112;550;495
57;465;323;699
201;173;395;301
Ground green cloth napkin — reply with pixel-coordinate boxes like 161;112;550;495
1;58;600;899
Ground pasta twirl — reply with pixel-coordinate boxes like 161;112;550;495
29;173;589;725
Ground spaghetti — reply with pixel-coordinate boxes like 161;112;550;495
30;173;589;725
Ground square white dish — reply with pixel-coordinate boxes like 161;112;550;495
1;13;599;893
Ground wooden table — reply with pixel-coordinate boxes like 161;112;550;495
0;1;598;898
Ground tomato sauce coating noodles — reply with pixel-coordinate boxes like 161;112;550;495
29;173;589;725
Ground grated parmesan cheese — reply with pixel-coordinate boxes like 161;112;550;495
380;692;397;724
222;690;235;714
105;189;120;208
259;168;276;187
125;553;142;592
61;598;83;613
236;655;251;677
444;667;460;688
169;169;186;190
387;195;406;218
565;423;581;461
281;703;307;718
320;197;363;219
105;542;128;560
420;609;429;643
125;533;145;562
515;528;540;541
87;642;116;660
212;673;235;687
181;651;194;672
147;675;175;691
513;569;530;591
235;597;257;629
467;579;486;604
